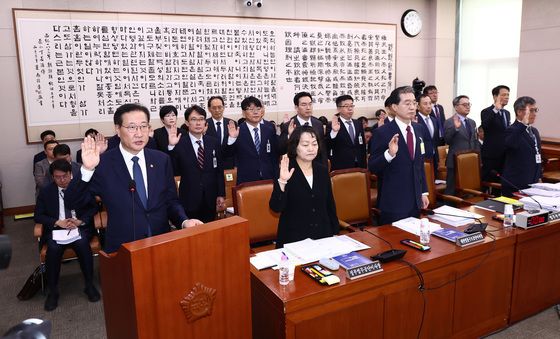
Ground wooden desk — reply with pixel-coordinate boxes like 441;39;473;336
251;212;516;339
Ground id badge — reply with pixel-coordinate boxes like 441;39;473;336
536;153;542;164
358;134;363;145
420;141;425;155
213;150;217;168
266;140;271;153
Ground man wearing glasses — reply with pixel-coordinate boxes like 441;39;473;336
327;94;367;170
226;96;279;184
444;95;480;195
279;92;328;166
65;103;202;254
423;85;446;145
501;96;542;197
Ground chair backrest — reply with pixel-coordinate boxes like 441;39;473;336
424;160;437;209
232;179;278;244
330;168;371;225
454;151;482;191
224;168;238;208
437;145;449;180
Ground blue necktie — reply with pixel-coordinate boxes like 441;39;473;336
346;121;355;144
131;156;148;209
254;127;261;154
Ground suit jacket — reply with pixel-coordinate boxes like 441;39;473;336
416;113;437;163
34;182;97;244
153;126;188;153
64;148;187;253
34;160;81;196
206;117;236;169
279;116;328;167
481;105;511;159
368;120;428;216
33;151;46;171
502;121;543;196
444;114;480;168
171;134;225;213
431;103;446;144
326;118;367;170
225;122;279;185
269;160;339;247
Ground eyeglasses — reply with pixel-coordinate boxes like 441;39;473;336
401;101;418;107
121;124;150;133
53;173;71;181
458;103;472;108
189;117;206;122
244;107;262;112
298;102;313;108
527;108;539;113
338;104;355;109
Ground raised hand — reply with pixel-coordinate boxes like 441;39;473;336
522;109;530;125
388;134;399;157
287;119;296;137
494;96;503;110
453;114;462;129
331;115;340;132
227;120;239;138
203;121;208;135
81;135;101;171
378;116;385;127
283;113;290;124
279;155;295;183
95;132;108;154
168;123;182;146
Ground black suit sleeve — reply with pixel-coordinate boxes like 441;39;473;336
269;179;287;213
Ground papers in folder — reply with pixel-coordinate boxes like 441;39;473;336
428;205;483;227
249;235;370;270
392;217;442;236
519;196;560;212
52;228;81;245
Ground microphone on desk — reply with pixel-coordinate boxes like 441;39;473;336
129;180;137;241
424;209;488;234
491;170;544;211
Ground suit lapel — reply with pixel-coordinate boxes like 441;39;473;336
144;150;158;210
242;123;259;156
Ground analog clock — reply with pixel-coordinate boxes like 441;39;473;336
401;9;422;38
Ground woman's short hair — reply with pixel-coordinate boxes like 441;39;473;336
287;125;319;159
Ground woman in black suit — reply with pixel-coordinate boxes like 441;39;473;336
269;126;339;248
153;105;185;153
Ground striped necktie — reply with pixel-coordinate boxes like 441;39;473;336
196;140;204;169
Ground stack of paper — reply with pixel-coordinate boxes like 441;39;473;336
519;196;560;211
521;188;560;197
529;182;560;191
428;205;483;227
392;217;442;236
52;228;81;245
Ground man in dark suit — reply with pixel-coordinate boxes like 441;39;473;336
416;93;438;173
168;105;225;222
279;92;328;167
502;96;543;197
32;130;56;171
369;86;429;225
225;96;279;184
327;94;367;170
34;159;100;311
481;85;511;183
424;85;446;145
444;95;480;195
205;96;236;169
34;140;59;197
65;103;203;253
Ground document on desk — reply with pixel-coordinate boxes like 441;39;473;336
529;182;560;191
52;228;81;245
522;187;560;197
429;205;483;227
392;217;442;236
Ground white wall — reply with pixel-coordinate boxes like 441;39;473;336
0;0;454;209
518;0;560;139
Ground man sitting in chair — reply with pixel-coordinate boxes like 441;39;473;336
34;159;100;311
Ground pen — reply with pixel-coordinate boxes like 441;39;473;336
67;229;71;235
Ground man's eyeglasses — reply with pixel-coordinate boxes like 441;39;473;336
527;108;539;113
338;104;355;109
458;103;472;108
189;117;206;123
244;107;263;112
121;124;150;133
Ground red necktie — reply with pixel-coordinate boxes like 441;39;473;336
406;125;414;159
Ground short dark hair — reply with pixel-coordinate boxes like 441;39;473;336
336;95;354;107
241;96;262;111
384;97;393;108
159;105;178;119
184;105;207;120
237;117;246;125
40;130;56;141
357;116;368;124
44;139;59;150
389;86;415;105
418;93;431;102
293;92;312;106
287;125;319;160
453;95;470;107
492;85;510;97
364;127;373;133
114;103;150;126
49;158;72;175
423;85;437;94
208;96;225;108
513;96;536;115
84;128;98;137
318;116;328;125
53;144;71;157
374;109;386;118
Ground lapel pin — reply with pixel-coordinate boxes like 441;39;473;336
150;164;154;168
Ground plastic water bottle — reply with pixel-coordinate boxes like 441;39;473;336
279;252;290;286
420;218;431;245
503;204;514;228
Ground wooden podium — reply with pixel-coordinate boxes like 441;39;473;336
99;216;252;339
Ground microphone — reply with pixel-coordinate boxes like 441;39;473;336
424;209;487;234
129;180;137;241
491;170;544;211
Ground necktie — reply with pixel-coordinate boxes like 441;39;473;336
425;116;434;138
216;121;222;143
499;110;507;128
464;119;473;139
303;122;309;126
196;140;204;169
406;125;414;159
346;121;355;144
434;105;443;137
60;190;72;219
131;156;148;209
253;127;261;154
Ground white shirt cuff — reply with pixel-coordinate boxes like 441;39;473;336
384;149;395;162
330;130;338;139
80;166;95;182
227;136;237;145
168;145;175;151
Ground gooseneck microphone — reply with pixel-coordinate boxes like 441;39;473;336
491;170;544;211
129;180;137;241
424;209;487;233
